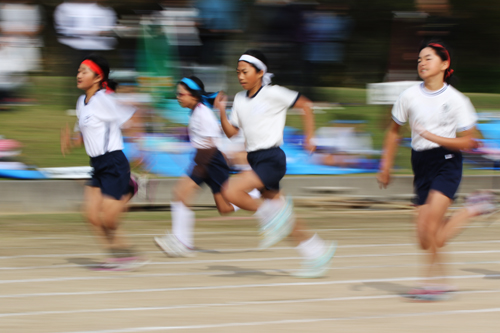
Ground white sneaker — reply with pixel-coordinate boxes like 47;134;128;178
466;191;497;217
154;233;195;257
292;241;337;278
258;196;296;250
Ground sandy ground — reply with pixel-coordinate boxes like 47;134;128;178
1;207;500;333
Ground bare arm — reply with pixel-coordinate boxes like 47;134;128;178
60;123;83;156
214;92;239;138
419;127;479;151
293;95;315;153
377;120;401;188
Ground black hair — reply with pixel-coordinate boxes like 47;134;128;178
82;54;118;91
241;49;268;72
177;76;217;107
419;40;455;85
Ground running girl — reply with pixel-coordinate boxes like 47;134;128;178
61;54;147;271
154;76;258;257
217;49;336;278
378;42;489;300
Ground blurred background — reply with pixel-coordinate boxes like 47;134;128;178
1;0;500;179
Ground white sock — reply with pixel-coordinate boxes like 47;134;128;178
296;233;326;261
171;201;195;249
255;198;284;227
231;189;261;212
231;203;240;212
248;188;261;199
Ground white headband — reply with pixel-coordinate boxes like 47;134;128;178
238;54;274;86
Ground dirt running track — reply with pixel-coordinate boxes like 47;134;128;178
1;208;500;333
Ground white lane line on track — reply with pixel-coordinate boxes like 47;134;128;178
55;306;500;333
1;238;500;261
1;248;500;273
1;288;499;319
16;223;492;240
1;273;499;299
2;259;500;285
0;250;495;273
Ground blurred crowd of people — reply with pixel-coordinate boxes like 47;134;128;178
0;0;355;106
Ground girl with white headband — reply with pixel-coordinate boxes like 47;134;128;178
60;54;147;271
154;76;260;257
216;49;336;278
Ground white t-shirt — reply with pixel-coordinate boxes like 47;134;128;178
230;85;299;152
188;103;221;149
75;90;135;157
54;2;116;51
392;83;477;151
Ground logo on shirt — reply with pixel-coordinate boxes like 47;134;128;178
439;103;453;127
83;114;93;124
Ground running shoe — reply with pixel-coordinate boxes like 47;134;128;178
91;256;149;271
403;287;451;301
292;241;337;278
154;233;195;257
129;174;139;197
258;196;296;250
466;190;497;216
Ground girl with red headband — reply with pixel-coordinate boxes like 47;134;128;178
378;42;490;300
61;54;147;271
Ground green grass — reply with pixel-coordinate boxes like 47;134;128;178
1;78;499;175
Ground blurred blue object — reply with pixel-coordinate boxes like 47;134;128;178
0;169;46;179
158;99;191;125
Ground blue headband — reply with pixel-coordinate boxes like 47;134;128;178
181;77;201;91
180;77;218;107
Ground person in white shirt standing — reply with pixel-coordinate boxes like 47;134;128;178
61;54;147;271
378;41;491;301
216;49;337;278
154;76;257;257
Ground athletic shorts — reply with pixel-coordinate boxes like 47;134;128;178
411;147;463;206
188;148;230;194
247;147;287;192
88;150;132;200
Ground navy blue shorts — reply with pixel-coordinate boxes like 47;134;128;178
189;148;230;194
88;150;132;200
411;147;463;206
247;147;287;191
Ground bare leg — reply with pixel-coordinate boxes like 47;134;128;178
101;196;128;250
417;190;452;285
213;192;239;214
222;171;264;212
84;186;110;248
437;207;475;248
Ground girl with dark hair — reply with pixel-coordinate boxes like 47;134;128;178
216;50;336;278
378;42;490;300
154;76;258;257
61;54;147;271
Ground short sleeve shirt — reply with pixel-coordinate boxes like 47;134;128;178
392;83;477;151
75;90;135;157
230;85;300;152
188;103;222;149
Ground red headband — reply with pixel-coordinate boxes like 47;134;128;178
428;43;454;79
81;59;113;93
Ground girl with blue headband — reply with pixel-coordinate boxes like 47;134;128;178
155;76;256;256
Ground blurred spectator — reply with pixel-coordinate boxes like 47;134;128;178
301;4;352;94
0;0;44;105
194;0;243;65
54;0;117;74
